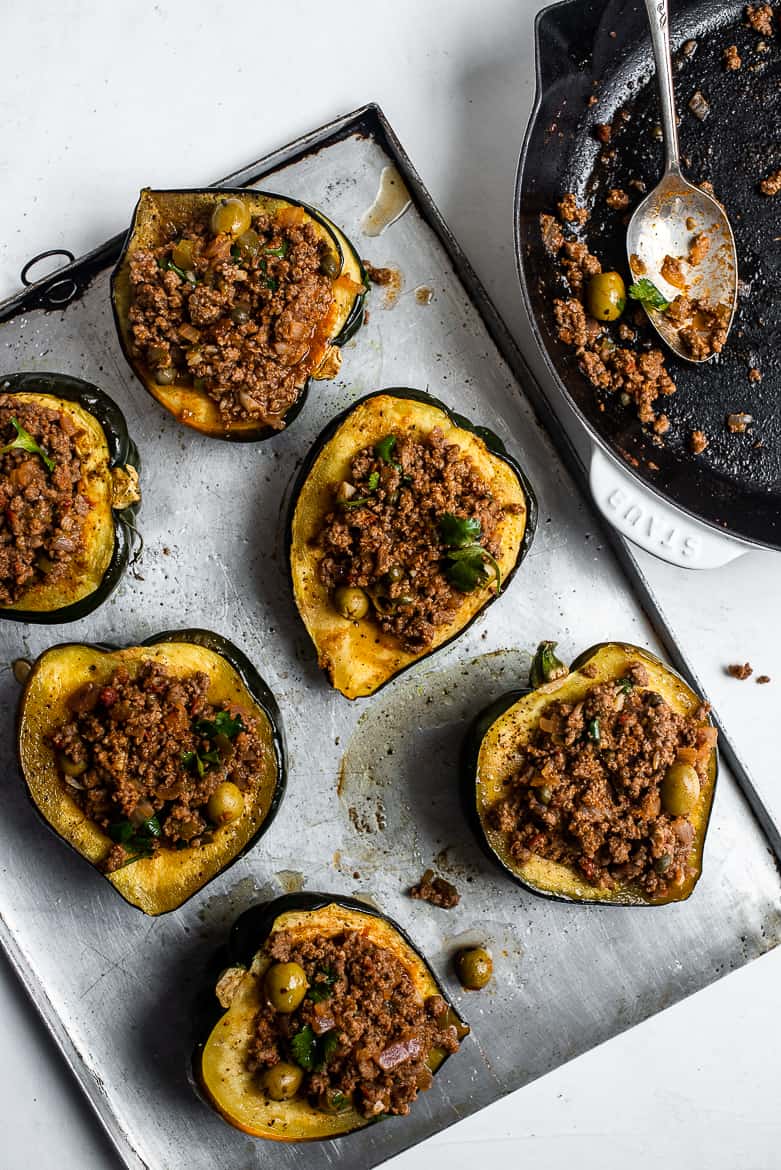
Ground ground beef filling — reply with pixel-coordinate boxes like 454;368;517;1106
247;930;461;1118
489;663;715;897
318;427;514;652
48;661;265;871
0;398;89;606
127;207;335;427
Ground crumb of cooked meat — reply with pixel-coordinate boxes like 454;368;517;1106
588;94;598;107
539;213;565;255
757;675;771;684
554;298;589;347
606;187;630;210
409;869;460;909
675;299;730;359
723;44;742;69
689;430;709;454
726;411;753;433
629;178;647;193
661;255;688;289
688;233;711;265
699;180;717;196
653;414;670;435
746;4;774;36
759;169;781;196
748;367;762;382
727;662;753;679
594;122;612;143
557;193;589;225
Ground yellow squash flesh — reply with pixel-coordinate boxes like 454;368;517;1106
1;393;131;614
476;642;718;905
18;641;280;915
290;394;530;699
112;189;359;437
198;902;445;1141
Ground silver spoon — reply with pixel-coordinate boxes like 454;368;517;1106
626;0;738;361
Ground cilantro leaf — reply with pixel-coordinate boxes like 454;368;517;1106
367;470;380;492
374;434;397;462
195;710;245;741
161;258;197;285
587;717;601;743
444;545;502;594
628;278;670;312
616;677;634;694
0;418;55;472
438;513;482;549
265;240;289;258
265;276;279;292
290;1025;317;1071
319;1030;339;1067
307;967;336;1003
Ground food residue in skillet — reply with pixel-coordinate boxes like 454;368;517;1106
409;868;460;909
727;661;753;679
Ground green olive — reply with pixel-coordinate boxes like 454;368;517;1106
586;271;627;322
210;197;252;237
231;301;251;325
333;585;369;621
661;762;700;816
235;228;261;259
172;238;196;271
207;781;244;826
261;1062;303;1101
264;962;308;1013
386;564;405;584
654;853;672;874
58;753;87;778
320;250;341;279
537;784;553;805
455;947;493;990
155;366;177;385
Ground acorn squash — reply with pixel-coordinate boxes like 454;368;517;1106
16;629;286;915
111;188;366;440
193;892;468;1141
0;372;141;623
463;641;718;906
288;389;537;699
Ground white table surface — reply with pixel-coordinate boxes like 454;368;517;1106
2;2;780;1167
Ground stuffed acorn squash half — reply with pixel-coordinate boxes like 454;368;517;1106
464;641;718;906
0;372;140;623
289;389;536;699
193;892;469;1141
17;629;285;915
111;188;366;440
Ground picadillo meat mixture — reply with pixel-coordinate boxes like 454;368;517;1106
127;204;338;428
49;661;266;871
0;397;88;606
318;427;519;651
489;662;716;897
248;929;463;1118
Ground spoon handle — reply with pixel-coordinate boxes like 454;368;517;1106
643;0;681;174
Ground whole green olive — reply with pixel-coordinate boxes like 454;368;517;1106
386;564;405;584
210;197;252;237
235;228;261;259
172;238;196;271
455;946;493;990
333;585;369;621
661;762;700;816
207;781;244;826
58;753;87;779
155;366;177;386
261;1062;303;1101
320;250;341;279
231;301;251;325
264;962;308;1013
586;271;627;322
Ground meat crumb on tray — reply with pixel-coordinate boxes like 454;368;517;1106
409;869;460;909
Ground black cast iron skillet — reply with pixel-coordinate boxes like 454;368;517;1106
515;0;781;549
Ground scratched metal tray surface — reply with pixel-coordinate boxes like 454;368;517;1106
0;106;779;1170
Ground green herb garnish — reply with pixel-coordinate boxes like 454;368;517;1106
438;513;482;549
265;240;289;259
265;276;279;292
107;815;161;865
161;258;197;285
307;967;336;1003
290;1025;317;1071
616;677;634;694
367;470;380;492
0;418;55;472
182;747;221;777
320;1030;339;1067
195;710;245;741
587;717;601;743
628;278;670;312
374;434;402;471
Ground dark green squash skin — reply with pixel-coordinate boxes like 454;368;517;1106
110;188;366;443
191;891;468;1139
287;387;538;697
16;628;287;914
0;371;141;624
461;642;719;907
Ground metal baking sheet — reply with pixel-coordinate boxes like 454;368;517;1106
0;105;779;1170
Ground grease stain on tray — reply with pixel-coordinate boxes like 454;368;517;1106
361;165;411;236
336;646;531;882
415;285;434;305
